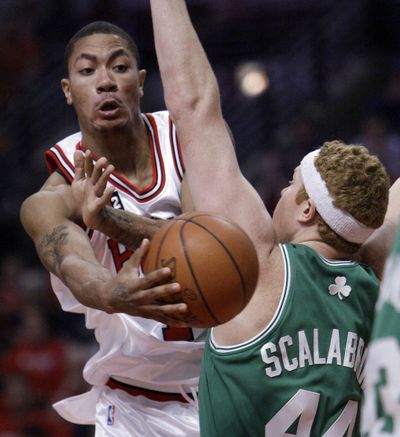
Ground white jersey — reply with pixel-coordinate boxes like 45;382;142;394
45;111;205;425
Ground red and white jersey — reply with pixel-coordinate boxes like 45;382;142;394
45;111;204;423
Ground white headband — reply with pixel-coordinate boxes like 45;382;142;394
300;149;374;244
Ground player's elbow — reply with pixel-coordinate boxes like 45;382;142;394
20;194;41;239
20;190;71;240
166;80;221;125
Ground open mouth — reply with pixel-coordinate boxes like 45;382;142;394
97;100;122;119
99;100;119;112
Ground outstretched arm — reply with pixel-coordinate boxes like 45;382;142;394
150;0;275;257
20;173;187;323
358;177;400;279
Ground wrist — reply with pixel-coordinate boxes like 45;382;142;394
84;205;108;231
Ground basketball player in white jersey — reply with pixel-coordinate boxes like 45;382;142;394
20;21;202;436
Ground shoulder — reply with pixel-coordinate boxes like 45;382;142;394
143;110;171;126
142;111;175;143
52;131;82;151
45;132;81;180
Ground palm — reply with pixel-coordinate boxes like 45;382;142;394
72;150;115;229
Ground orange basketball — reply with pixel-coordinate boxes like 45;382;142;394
142;212;259;328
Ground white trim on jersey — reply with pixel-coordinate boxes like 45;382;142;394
106;114;165;200
318;255;357;267
47;113;185;202
209;243;291;353
49;144;76;180
170;121;184;179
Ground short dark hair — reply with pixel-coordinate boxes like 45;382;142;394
64;21;141;75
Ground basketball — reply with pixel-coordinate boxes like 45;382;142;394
142;212;259;328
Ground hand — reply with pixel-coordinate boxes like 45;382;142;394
104;239;193;327
72;150;115;230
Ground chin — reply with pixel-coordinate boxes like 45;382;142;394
94;120;128;133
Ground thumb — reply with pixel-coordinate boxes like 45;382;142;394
124;239;151;272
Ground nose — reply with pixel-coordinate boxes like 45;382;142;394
96;68;117;93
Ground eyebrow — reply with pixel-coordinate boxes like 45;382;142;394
73;48;131;66
108;48;130;63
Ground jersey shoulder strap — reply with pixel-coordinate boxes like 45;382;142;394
45;131;82;183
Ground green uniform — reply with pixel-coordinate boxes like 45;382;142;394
199;243;379;437
361;228;400;436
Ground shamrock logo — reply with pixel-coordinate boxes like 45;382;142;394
328;276;352;300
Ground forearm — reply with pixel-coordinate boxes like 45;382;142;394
36;222;114;311
150;0;220;122
358;177;400;278
92;206;164;250
150;0;275;252
386;177;400;226
21;191;114;311
150;0;239;187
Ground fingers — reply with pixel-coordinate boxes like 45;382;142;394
133;281;182;306
120;239;174;285
91;158;115;197
84;150;94;177
118;242;182;301
101;186;115;205
112;246;198;325
73;150;85;181
125;239;150;271
126;239;179;290
136;303;191;327
134;302;204;328
141;267;175;288
75;150;115;199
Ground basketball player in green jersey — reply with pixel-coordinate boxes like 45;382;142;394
149;1;400;435
361;227;400;436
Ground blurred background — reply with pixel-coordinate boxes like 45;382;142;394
0;0;399;435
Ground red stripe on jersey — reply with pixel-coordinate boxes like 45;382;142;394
143;113;166;199
44;147;74;183
169;117;185;180
76;116;166;203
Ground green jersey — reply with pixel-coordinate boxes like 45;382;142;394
199;243;379;437
361;228;400;436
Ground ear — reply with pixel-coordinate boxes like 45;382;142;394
138;69;146;98
298;198;317;224
61;78;73;105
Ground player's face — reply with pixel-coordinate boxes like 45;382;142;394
272;166;304;242
61;33;146;134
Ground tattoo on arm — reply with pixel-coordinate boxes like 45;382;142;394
37;225;69;276
100;207;162;249
110;282;130;308
37;224;112;310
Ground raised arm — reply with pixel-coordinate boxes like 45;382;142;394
20;172;186;321
358;177;400;278
150;0;275;256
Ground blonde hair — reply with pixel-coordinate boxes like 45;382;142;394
297;140;390;254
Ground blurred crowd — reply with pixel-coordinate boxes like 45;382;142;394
1;0;400;435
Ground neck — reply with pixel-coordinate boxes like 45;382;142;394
289;228;349;260
301;241;349;260
81;117;150;175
